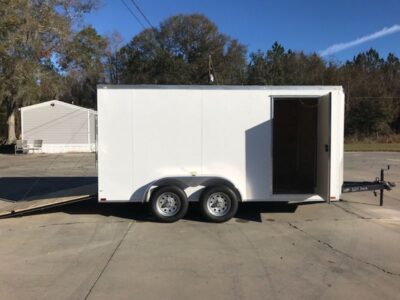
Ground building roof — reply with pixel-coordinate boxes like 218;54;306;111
20;100;96;114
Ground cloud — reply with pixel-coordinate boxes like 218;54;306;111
319;25;400;57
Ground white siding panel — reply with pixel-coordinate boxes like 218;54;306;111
23;102;88;144
98;89;134;201
131;89;202;196
202;90;270;200
90;112;96;144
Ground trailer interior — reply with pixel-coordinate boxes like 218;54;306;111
273;98;319;194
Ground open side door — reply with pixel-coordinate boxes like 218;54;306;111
316;93;332;202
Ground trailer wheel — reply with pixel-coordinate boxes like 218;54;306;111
150;186;188;222
200;186;239;223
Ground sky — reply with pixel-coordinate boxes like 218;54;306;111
85;0;400;62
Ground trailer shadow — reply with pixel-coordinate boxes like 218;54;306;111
339;198;381;206
234;202;298;222
245;121;271;200
0;177;97;202
22;199;300;223
0;177;299;222
0;176;301;223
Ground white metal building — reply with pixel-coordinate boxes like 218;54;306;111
21;100;97;153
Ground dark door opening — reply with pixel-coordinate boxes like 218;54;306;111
273;98;318;194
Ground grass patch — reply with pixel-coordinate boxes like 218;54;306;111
344;143;400;152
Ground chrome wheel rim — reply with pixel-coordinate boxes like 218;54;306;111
207;192;231;217
156;192;181;217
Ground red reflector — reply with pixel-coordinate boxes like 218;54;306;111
100;198;107;202
330;196;336;200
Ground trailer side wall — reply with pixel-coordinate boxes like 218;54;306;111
98;86;344;203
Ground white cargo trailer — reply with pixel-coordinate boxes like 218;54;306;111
97;85;345;222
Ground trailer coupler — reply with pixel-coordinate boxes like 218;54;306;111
342;165;395;206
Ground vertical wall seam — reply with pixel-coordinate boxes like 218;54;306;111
87;111;90;147
131;90;135;191
200;91;204;174
21;110;24;140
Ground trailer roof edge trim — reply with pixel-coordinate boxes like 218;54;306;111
97;85;343;91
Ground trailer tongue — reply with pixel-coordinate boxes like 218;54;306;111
342;166;396;206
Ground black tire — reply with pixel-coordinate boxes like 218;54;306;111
149;186;189;222
199;186;239;223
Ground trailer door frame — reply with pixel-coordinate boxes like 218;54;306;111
316;93;332;203
271;94;332;202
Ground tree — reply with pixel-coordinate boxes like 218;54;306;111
247;50;268;85
105;31;124;84
247;44;400;137
2;5;400;142
60;26;108;108
0;0;100;143
383;53;400;133
118;14;247;85
247;42;286;85
343;49;396;137
248;42;325;85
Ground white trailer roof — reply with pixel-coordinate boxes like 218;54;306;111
98;85;343;91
